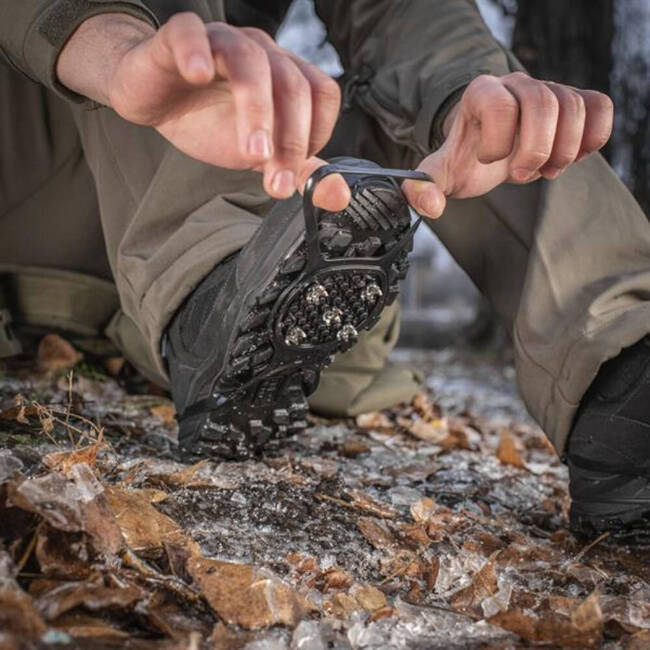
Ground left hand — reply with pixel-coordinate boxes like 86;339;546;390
403;72;614;219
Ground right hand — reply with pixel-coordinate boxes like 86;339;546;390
61;13;350;209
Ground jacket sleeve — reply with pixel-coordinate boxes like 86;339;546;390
0;0;158;101
315;0;519;155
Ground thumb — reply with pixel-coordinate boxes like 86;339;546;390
402;152;448;219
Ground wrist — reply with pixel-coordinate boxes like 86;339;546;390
442;102;460;139
56;13;155;106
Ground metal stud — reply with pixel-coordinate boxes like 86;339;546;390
285;326;306;346
362;282;383;303
337;324;358;342
322;307;343;328
306;283;328;305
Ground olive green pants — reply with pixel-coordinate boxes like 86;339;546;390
2;61;650;452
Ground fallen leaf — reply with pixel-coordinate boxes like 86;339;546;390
489;599;603;649
398;416;448;443
0;570;47;639
450;556;498;616
357;517;397;550
345;489;397;518
572;591;603;635
103;357;126;377
351;584;387;611
51;611;129;639
36;578;145;621
187;556;311;628
309;567;352;592
105;486;198;555
356;412;392;430
285;553;319;575
412;392;438;420
150;404;176;426
340;437;370;457
9;464;123;556
37;334;83;372
43;439;106;474
497;430;527;468
410;497;436;523
35;525;93;579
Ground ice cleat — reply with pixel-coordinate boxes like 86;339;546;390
164;158;429;459
567;336;650;543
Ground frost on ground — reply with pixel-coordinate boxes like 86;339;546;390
0;334;649;649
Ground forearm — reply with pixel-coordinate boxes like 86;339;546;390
56;14;154;106
0;0;157;100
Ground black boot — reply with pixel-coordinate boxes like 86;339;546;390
164;158;422;459
567;336;650;541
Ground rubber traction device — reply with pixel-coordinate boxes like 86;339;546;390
174;160;430;459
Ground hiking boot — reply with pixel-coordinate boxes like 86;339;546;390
567;336;650;542
164;158;427;459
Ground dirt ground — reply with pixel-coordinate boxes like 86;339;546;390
0;334;648;649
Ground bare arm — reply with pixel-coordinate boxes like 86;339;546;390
55;13;349;209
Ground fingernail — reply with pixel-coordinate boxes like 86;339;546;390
187;54;210;76
271;170;296;196
512;168;534;183
417;193;440;218
248;130;272;160
545;166;564;179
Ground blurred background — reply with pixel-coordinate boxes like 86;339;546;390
277;0;650;349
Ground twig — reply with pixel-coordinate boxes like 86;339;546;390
314;492;396;519
575;531;610;563
65;370;74;446
16;532;37;573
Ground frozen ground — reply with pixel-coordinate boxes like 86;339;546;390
0;336;648;649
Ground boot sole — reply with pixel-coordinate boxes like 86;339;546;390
178;172;418;459
570;486;650;544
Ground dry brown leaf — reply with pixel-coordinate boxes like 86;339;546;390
410;497;436;523
345;489;397;518
351;584;387;611
450;557;498;616
150;404;176;426
340;437;370;457
0;579;48;639
398;416;448;443
309;567;353;592
37;334;83;372
356;411;392;430
572;591;603;634
325;591;361;617
43;439;106;474
36;579;145;621
285;553;319;575
398;522;431;548
489;603;603;648
626;630;650;650
35;526;94;579
497;429;527;468
105;486;198;555
412;392;438;420
50;611;129;639
357;517;397;550
187;555;311;628
9;464;123;556
0;396;39;424
103;357;126;377
369;606;396;622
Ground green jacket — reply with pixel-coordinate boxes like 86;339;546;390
0;0;515;154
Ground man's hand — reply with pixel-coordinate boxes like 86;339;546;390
57;13;350;210
403;72;614;219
